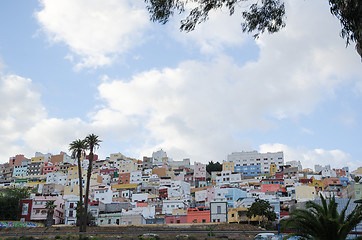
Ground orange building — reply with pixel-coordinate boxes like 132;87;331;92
187;207;210;223
119;173;130;184
152;168;167;178
322;177;340;189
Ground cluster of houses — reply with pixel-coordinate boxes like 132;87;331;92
0;149;361;226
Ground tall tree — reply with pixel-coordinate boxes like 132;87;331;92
246;198;276;227
281;195;362;240
144;0;362;58
45;200;56;227
69;139;88;232
0;186;30;220
83;134;102;232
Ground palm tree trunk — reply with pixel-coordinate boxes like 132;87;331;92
77;152;84;232
46;210;54;227
83;150;94;232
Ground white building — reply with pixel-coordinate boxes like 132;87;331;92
130;170;143;184
94;185;113;204
46;172;67;186
13;165;27;177
227;151;284;174
132;193;148;203
285;160;303;171
215;171;242;187
167;180;191;199
152;149;167;165
162;200;187;215
64;195;79;225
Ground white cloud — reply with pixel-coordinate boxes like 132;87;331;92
35;0;150;70
259;143;361;171
91;0;362;164
169;6;249;54
0;74;46;161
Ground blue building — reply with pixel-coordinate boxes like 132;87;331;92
234;165;261;176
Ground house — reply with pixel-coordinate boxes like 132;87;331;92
94;185;113;204
187;207;210;223
295;185;317;202
46;172;67;186
210;201;228;223
162;200;187;215
63;195;79;225
20;195;65;225
194;162;206;181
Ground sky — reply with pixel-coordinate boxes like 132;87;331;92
0;0;362;171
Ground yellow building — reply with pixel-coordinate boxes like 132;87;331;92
228;207;262;223
270;164;277;175
309;177;323;191
31;156;44;163
222;162;234;172
166;170;175;180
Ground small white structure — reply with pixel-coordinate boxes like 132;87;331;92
162;200;186;215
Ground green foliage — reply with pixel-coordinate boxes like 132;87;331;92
246;198;276;225
281;195;362;240
329;0;362;47
144;0;362;58
354;176;361;183
206;161;222;174
0;186;30;220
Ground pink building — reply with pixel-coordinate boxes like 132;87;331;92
206;188;215;202
42;162;58;175
19;195;65;225
193;162;206;181
165;215;187;224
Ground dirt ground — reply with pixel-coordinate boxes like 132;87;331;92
0;223;263;239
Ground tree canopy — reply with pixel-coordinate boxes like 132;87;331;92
0;186;30;220
246;198;276;226
144;0;362;57
206;160;222;174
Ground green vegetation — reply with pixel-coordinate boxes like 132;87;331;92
246;198;276;228
206;161;222;174
281;195;362;240
0;186;30;220
144;0;362;58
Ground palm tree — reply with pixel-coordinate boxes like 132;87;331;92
281;195;362;240
83;134;101;232
69;139;87;232
45;200;56;227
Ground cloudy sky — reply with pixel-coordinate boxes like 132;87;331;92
1;0;362;171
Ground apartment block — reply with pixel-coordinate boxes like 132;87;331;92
227;151;284;176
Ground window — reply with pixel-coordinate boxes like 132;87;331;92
217;206;221;214
108;219;111;224
231;214;235;217
70;203;74;209
69;210;73;217
202;219;206;223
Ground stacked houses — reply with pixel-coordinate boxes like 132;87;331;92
0;149;361;226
